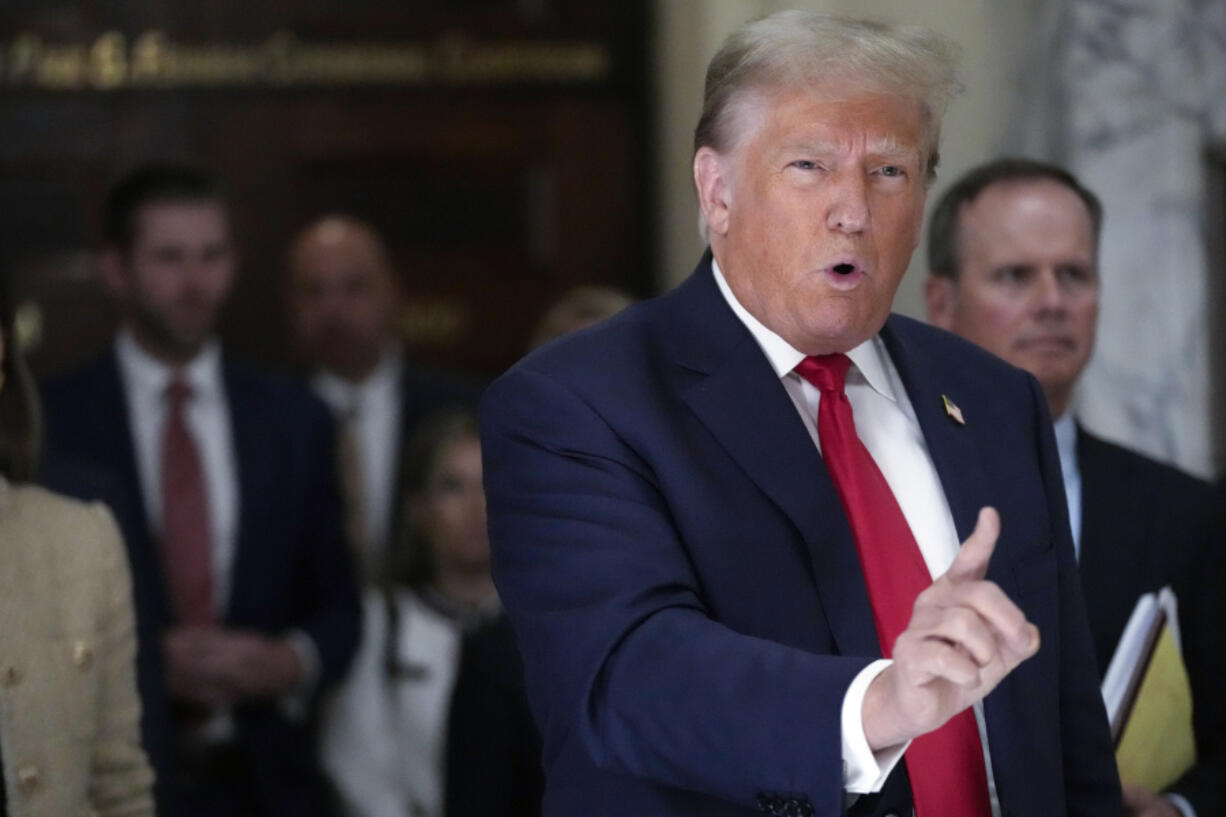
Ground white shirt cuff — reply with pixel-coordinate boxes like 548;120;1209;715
841;658;910;793
1166;792;1195;817
278;629;322;722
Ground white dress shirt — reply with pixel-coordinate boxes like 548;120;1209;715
321;589;462;817
313;346;405;558
115;329;239;614
712;262;999;809
1053;414;1083;559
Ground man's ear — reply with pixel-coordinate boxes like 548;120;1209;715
924;275;957;329
97;247;128;298
694;147;732;238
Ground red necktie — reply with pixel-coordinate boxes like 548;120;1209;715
795;354;990;817
161;377;214;626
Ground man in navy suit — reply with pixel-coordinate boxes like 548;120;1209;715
926;158;1224;817
480;12;1122;817
41;164;361;817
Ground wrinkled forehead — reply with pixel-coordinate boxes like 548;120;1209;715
722;79;939;163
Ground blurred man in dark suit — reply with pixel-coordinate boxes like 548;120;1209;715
926;157;1224;817
285;215;482;582
41;164;361;817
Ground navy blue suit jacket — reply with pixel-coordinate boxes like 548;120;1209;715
480;257;1122;817
41;349;362;817
1077;429;1225;815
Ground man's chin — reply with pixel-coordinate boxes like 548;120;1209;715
320;348;383;381
139;326;213;363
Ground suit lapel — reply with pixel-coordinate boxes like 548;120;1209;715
94;353;154;533
880;320;994;559
222;365;264;626
94;352;174;624
1074;425;1107;579
669;263;880;658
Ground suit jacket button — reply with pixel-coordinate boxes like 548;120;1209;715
756;793;783;814
16;763;41;792
3;665;21;687
73;640;94;670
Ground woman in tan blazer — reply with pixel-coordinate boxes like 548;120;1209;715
0;286;154;816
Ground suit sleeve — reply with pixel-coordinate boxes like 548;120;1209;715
482;366;873;815
1027;378;1124;816
291;400;362;688
1168;479;1226;815
87;503;156;817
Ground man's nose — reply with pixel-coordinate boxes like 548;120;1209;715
826;171;869;233
1033;269;1067;314
184;255;223;286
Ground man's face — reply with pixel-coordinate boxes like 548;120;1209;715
287;222;398;382
926;179;1099;417
118;200;235;361
696;87;931;355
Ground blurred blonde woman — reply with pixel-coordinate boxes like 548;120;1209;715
322;409;541;817
0;283;154;816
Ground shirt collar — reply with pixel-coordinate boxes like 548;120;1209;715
115;327;223;402
312;343;404;415
1053;412;1079;470
711;258;897;402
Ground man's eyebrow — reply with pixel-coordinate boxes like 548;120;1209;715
867;138;922;161
775;139;839;155
773;138;921;162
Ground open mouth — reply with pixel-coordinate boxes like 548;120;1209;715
823;260;865;288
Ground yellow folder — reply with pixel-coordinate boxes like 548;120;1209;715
1102;587;1196;792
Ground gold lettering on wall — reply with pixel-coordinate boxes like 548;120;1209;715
400;298;471;347
3;30;611;90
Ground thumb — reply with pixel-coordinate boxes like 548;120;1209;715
946;506;999;584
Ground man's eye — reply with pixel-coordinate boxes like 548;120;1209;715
152;248;185;264
1058;265;1096;286
994;266;1030;284
878;165;904;178
790;160;818;170
430;475;465;496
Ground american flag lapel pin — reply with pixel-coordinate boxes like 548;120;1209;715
942;394;965;426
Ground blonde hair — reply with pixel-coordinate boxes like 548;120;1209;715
528;286;634;350
694;11;961;176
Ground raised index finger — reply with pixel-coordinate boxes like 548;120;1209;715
945;506;999;585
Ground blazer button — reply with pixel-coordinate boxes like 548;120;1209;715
756;793;783;814
73;640;94;670
3;665;21;687
16;763;41;792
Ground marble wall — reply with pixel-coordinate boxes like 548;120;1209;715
1011;0;1226;477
